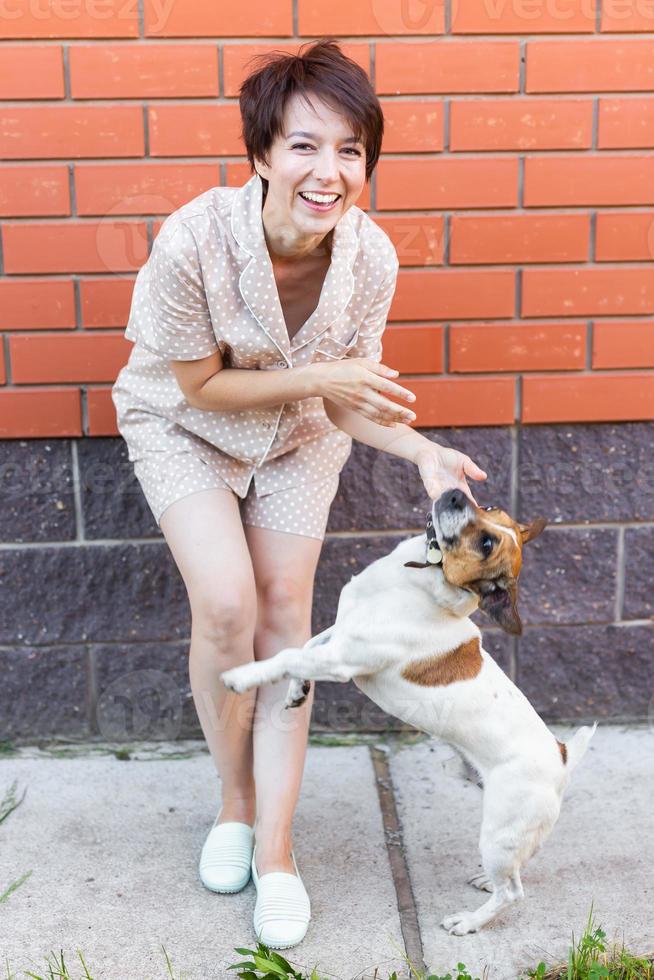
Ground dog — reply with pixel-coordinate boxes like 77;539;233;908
221;487;596;935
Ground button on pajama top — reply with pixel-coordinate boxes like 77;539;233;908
111;174;399;538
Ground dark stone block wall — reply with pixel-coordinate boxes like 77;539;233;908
0;423;652;743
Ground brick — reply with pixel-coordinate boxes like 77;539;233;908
592;322;654;369
623;527;654;620
518;624;654;722
522;373;654;423
0;440;76;543
601;3;654;31
0;543;191;645
527;40;654;93
396;378;516;426
222;43;370;97
75;163;220;216
0;105;144;160
70;44;218;98
0;165;70;217
377;158;519;210
450;98;592;151
372;214;444;266
0;389;81;437
78;437;160;540
3;221;149;274
518;623;653;720
525;155;654;207
93;642;195;740
595;211;654;260
87;388;120;436
376;41;520;95
328;426;510;532
0;45;64;98
450;323;586;373
383;324;443;373
148;104;242;156
144;0;292;36
452;0;593;33
517;527;617;626
298;0;444;36
450;214;590;264
519;422;654;523
0;279;75;329
380;100;444;152
9;334;131;384
225;162;373;210
599;98;654;149
0;347;5;385
81;278;135;329
391;269;515;321
0;647;89;739
522;267;654;317
0;0;138;39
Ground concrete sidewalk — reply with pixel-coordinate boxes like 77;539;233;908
0;726;652;980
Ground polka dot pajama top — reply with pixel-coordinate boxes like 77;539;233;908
111;174;399;539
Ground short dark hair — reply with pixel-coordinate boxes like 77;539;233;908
238;39;384;181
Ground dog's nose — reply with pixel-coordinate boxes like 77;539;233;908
443;488;467;510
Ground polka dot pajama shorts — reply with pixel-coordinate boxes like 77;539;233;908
133;450;341;541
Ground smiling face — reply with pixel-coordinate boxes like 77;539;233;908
254;92;367;254
433;489;547;635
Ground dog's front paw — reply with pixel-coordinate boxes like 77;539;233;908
220;664;259;694
441;911;478;936
284;679;311;709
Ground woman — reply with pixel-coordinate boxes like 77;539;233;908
111;39;487;950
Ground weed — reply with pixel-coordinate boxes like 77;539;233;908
524;906;653;980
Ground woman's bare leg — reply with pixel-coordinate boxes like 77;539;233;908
243;524;323;875
160;487;259;826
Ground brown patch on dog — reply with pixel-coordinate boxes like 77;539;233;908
557;740;568;765
402;637;482;687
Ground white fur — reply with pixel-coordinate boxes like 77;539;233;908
221;532;596;934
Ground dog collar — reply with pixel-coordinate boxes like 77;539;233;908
425;512;443;565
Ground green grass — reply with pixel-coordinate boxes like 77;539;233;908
525;906;653;980
2;945;188;980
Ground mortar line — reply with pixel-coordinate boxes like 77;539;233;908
370;745;426;977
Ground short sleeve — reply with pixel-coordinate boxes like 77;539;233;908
124;222;219;361
346;255;399;362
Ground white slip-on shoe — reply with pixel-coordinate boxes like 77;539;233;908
199;818;254;894
251;844;311;949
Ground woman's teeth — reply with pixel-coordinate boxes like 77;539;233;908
299;191;340;208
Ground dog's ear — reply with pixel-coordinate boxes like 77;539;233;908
518;517;547;544
469;578;522;635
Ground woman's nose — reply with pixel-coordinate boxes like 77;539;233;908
313;150;340;183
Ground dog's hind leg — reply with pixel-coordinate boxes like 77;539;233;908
442;852;524;936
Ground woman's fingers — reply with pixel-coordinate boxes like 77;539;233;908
366;365;415;404
363;389;416;426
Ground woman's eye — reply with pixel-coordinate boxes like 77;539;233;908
342;147;362;156
291;143;315;151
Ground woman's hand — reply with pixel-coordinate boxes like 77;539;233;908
308;358;416;427
415;443;488;505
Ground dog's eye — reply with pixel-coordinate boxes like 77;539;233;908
481;536;494;555
484;505;494;512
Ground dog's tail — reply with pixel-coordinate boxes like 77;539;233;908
562;721;597;772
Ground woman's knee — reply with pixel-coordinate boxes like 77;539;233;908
256;576;313;637
190;586;256;646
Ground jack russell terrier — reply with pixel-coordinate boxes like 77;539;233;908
221;487;596;935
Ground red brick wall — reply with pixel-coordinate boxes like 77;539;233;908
1;0;654;437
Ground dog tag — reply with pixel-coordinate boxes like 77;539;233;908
427;543;442;564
